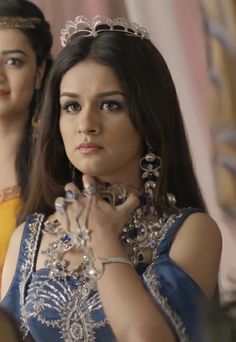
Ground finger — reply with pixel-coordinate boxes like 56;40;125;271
82;175;97;197
118;192;139;216
63;184;84;232
54;196;71;231
82;175;96;188
54;196;67;215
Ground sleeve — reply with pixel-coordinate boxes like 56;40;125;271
142;255;208;342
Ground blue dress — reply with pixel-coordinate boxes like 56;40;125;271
1;208;207;341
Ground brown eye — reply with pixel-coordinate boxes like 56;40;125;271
6;58;23;66
62;102;81;113
101;100;121;111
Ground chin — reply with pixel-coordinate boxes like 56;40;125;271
76;161;108;175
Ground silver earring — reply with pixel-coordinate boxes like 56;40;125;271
139;142;161;199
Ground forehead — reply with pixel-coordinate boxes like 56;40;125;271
60;61;122;92
0;29;33;53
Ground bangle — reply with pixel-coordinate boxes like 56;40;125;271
82;252;133;282
94;257;133;272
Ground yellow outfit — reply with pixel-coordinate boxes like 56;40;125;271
0;186;22;284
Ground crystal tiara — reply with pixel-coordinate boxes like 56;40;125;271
60;15;150;47
0;16;42;30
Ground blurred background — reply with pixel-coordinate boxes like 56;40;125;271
31;0;236;301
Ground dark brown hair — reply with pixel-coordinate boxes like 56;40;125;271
20;28;206;220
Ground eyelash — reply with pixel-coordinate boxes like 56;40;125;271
100;100;122;111
62;102;81;113
5;57;24;66
61;100;122;114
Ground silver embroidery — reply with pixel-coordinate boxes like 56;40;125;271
143;211;190;342
19;214;109;341
19;213;44;339
143;263;189;341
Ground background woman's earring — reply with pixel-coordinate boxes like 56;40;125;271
139;142;162;199
31;89;41;138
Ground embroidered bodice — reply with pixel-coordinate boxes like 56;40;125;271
1;208;207;342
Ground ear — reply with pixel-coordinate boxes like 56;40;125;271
35;61;46;90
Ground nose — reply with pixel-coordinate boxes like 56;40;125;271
77;106;101;136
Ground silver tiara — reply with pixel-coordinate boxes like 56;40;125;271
60;15;149;47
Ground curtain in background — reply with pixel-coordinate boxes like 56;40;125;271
200;0;236;219
32;0;127;55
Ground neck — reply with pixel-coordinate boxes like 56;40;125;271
0;115;27;156
96;166;142;192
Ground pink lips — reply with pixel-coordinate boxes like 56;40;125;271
0;89;10;96
78;143;103;153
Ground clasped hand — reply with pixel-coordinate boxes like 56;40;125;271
54;175;139;248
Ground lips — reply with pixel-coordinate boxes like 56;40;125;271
77;143;103;153
0;89;10;96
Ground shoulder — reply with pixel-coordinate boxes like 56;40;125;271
9;222;25;243
169;211;222;298
174;211;222;250
1;223;25;300
174;211;222;244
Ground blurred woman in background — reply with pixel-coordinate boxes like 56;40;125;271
0;0;53;282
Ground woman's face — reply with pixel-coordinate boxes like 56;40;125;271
0;29;44;121
59;60;143;186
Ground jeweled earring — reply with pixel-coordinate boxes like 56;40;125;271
139;142;162;199
31;89;41;138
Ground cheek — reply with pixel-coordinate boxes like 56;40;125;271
59;119;73;153
114;123;142;150
12;72;36;98
59;119;67;144
108;130;142;163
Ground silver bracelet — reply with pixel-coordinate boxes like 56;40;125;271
94;256;133;275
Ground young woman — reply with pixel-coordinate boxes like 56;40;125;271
0;0;53;281
1;15;221;341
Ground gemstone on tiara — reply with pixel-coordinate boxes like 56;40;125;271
60;15;150;47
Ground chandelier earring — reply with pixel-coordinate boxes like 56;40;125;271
139;141;162;200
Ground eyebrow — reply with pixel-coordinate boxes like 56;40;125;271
60;90;125;98
1;49;28;56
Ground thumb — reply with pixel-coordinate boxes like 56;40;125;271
118;192;139;217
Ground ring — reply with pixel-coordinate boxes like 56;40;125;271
65;189;77;203
43;219;61;234
55;198;66;215
83;184;96;197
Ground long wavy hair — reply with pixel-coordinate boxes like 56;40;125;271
20;28;206;221
0;0;53;201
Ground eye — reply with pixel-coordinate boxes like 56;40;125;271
100;100;122;111
6;57;23;66
62;101;81;114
